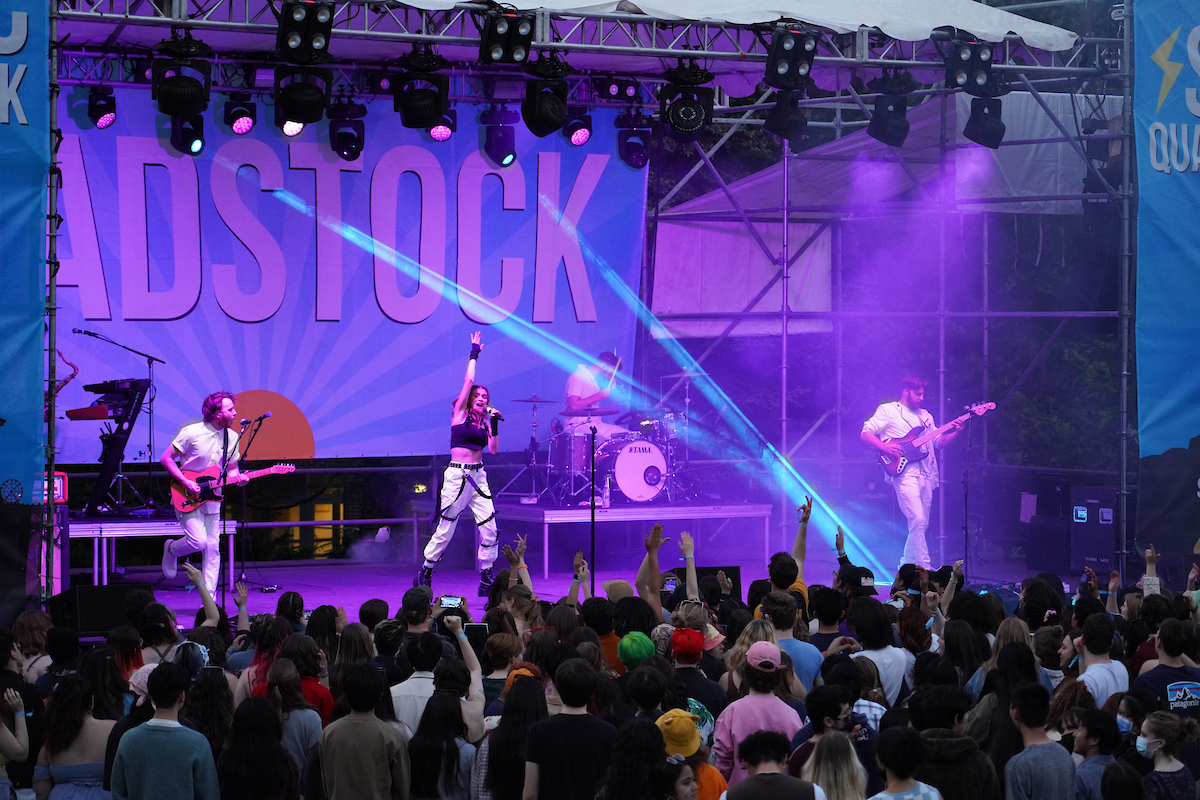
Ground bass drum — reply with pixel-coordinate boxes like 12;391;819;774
598;438;668;502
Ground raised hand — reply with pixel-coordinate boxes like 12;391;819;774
235;581;248;608
1084;566;1099;594
514;534;527;562
1146;544;1160;567
577;560;590;584
335;606;348;633
1108;571;1121;594
952;560;964;581
646;522;669;552
835;526;844;554
183;562;203;587
798;496;813;524
573;549;585;575
443;613;463;636
3;688;24;713
717;570;733;595
502;543;519;567
471;331;482;347
1190;564;1200;586
679;531;694;558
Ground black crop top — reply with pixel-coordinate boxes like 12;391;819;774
450;416;489;450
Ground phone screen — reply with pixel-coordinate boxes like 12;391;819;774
439;596;463;608
662;578;679;593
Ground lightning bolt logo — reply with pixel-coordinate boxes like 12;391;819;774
1152;27;1184;114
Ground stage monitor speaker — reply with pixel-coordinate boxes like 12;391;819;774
47;583;153;636
1026;515;1070;575
1070;486;1118;574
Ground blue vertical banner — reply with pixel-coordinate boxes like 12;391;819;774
1135;1;1200;551
0;6;48;499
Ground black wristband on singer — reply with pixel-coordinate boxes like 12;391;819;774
490;417;500;436
469;343;482;361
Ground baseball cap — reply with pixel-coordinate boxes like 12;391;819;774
746;640;783;672
656;708;701;757
929;565;954;590
401;586;433;615
602;579;635;602
837;564;878;597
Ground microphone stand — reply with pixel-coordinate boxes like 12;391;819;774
589;425;597;598
235;416;280;597
961;413;974;585
79;331;166;506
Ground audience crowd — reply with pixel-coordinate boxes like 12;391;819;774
1;500;1198;800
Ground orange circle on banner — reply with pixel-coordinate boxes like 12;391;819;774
233;390;315;460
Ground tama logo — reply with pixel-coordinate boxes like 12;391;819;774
630;446;651;453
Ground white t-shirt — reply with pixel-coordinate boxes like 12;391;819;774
853;646;909;706
862;402;939;483
1079;660;1129;706
170;421;241;513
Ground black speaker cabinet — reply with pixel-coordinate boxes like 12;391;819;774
47;583;154;636
1026;515;1071;575
1070;486;1118;574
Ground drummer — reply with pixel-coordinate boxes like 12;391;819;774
564;351;627;442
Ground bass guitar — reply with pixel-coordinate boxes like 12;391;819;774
878;402;995;477
170;463;295;512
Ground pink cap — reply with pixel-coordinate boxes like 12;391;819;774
746;640;782;672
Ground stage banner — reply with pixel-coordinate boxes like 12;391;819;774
1135;1;1200;549
0;5;49;500
53;90;646;461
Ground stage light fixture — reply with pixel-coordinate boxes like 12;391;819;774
282;120;305;137
763;90;807;152
660;62;714;142
151;34;213;117
945;39;1008;98
866;94;909;148
562;110;592;146
274;66;332;133
521;79;568;138
596;77;640;102
481;105;520;168
428;109;457;142
223;92;256;135
277;0;334;65
963;97;1006;149
169;114;205;155
327;98;367;162
480;11;534;64
764;25;818;91
393;47;451;129
87;86;116;129
615;111;654;170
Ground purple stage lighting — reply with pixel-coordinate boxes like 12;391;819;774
569;126;590;146
429;123;453;141
94;111;116;129
224;92;257;135
88;86;117;129
562;111;592;146
232;115;254;135
282;120;305;137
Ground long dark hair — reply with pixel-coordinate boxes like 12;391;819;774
305;606;339;664
249;616;294;693
106;625;144;681
409;690;468;797
331;623;373;701
138;603;178;648
78;646;128;720
216;697;297;800
43;674;92;755
486;677;548;799
597;719;665;800
942;619;989;684
181;667;234;760
266;658;314;718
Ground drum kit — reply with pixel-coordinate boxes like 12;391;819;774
496;383;699;506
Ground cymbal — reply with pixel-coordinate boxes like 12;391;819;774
559;407;620;418
511;394;551;404
663;369;708;378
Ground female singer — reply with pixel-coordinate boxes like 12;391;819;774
415;331;502;596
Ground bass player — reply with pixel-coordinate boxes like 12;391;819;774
860;375;962;569
159;391;248;593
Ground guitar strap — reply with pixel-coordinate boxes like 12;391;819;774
218;428;230;485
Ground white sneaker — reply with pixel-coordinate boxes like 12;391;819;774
161;540;177;579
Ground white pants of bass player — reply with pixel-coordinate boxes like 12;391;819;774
169;505;222;593
893;469;934;569
424;463;499;569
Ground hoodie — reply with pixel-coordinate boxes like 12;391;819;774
914;728;1002;800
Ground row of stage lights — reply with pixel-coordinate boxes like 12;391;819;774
83;12;1010;165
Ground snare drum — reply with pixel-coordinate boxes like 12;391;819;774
597;438;668;502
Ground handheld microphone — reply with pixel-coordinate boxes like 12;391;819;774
486;407;505;422
72;328;97;337
240;419;252;426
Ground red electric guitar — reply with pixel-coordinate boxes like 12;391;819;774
170;463;295;512
878;402;995;477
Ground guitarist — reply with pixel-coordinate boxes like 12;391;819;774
159;391;248;593
860;376;962;569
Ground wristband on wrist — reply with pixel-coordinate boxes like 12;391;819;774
571;576;580;583
517;563;527;570
684;554;695;560
491;419;500;436
237;605;247;612
456;633;467;640
469;344;482;360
